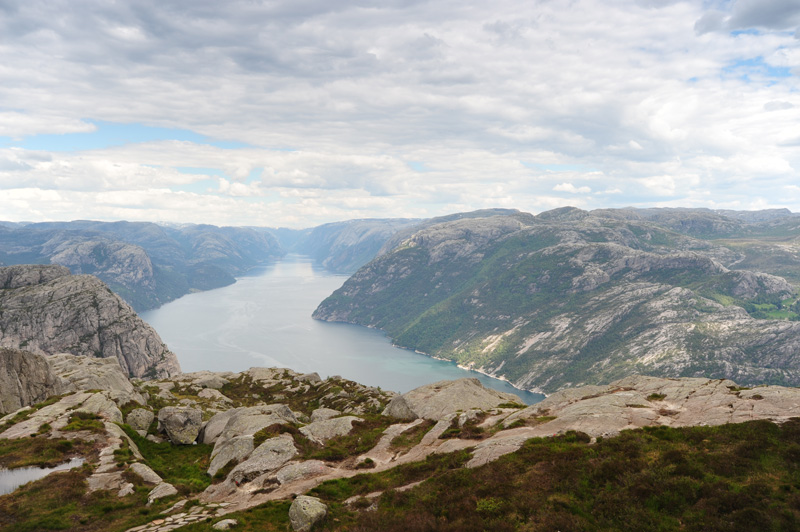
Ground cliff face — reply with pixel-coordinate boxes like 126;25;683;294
314;209;800;393
0;348;64;415
0;265;180;379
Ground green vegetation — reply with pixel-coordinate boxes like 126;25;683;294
0;436;93;469
62;412;105;433
121;425;213;494
335;420;800;531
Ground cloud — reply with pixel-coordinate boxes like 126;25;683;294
0;0;798;225
554;183;592;194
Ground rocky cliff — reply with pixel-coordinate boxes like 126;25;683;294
0;265;179;379
314;208;800;393
0;348;64;415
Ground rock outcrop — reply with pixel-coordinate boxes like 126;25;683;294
0;265;180;379
0;348;64;415
382;378;520;420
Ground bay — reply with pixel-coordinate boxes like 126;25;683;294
141;254;543;404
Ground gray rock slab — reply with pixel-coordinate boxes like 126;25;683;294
383;378;519;421
289;495;327;532
129;462;163;485
299;416;361;445
229;434;297;485
148;482;178;504
212;519;239;530
309;407;340;422
208;435;254;477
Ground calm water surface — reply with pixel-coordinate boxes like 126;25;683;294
141;255;543;404
0;458;84;495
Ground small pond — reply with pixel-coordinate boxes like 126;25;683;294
0;457;85;495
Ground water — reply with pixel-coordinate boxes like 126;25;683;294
0;458;84;495
141;254;543;404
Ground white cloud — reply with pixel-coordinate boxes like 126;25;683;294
554;183;592;194
0;0;798;225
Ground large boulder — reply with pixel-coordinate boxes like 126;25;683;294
127;408;155;433
289;495;327;532
382;378;520;421
213;404;298;448
299;416;361;445
229;434;297;485
157;406;203;445
0;348;63;415
208;435;255;477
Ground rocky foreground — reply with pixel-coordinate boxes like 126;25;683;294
3;350;800;531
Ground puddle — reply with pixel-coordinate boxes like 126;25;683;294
0;458;85;495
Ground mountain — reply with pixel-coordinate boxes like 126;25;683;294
0;264;180;379
276;218;421;274
0;221;284;311
314;207;800;393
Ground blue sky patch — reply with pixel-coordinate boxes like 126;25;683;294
723;57;792;82
10;120;252;152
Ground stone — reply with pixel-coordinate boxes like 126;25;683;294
48;353;146;405
0;348;63;415
309;407;340;422
158;406;203;445
273;460;332;485
148;482;178;504
381;395;418;421
127;408;155;433
118;483;135;497
289;495;327;532
229;434;297;485
383;378;519;421
298;372;322;383
299;416;361;445
201;408;242;445
212;519;239;530
213;404;298;448
78;392;124;424
208;435;254;478
198;388;233;403
129;462;163;484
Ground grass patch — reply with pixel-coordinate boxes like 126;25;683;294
120;425;212;494
389;420;435;452
0;437;93;469
62;412;105;433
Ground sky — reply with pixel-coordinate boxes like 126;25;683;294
0;0;799;228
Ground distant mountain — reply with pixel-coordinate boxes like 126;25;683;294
277;218;421;273
0;221;284;311
314;207;800;393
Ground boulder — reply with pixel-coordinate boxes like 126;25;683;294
147;482;178;504
0;348;63;415
202;408;243;445
129;462;163;485
298;372;322;383
126;408;154;433
208;435;254;478
157;406;203;445
299;416;361;445
213;519;239;530
289;495;327;532
229;434;297;485
214;404;298;448
274;460;332;485
310;407;341;422
383;378;520;421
